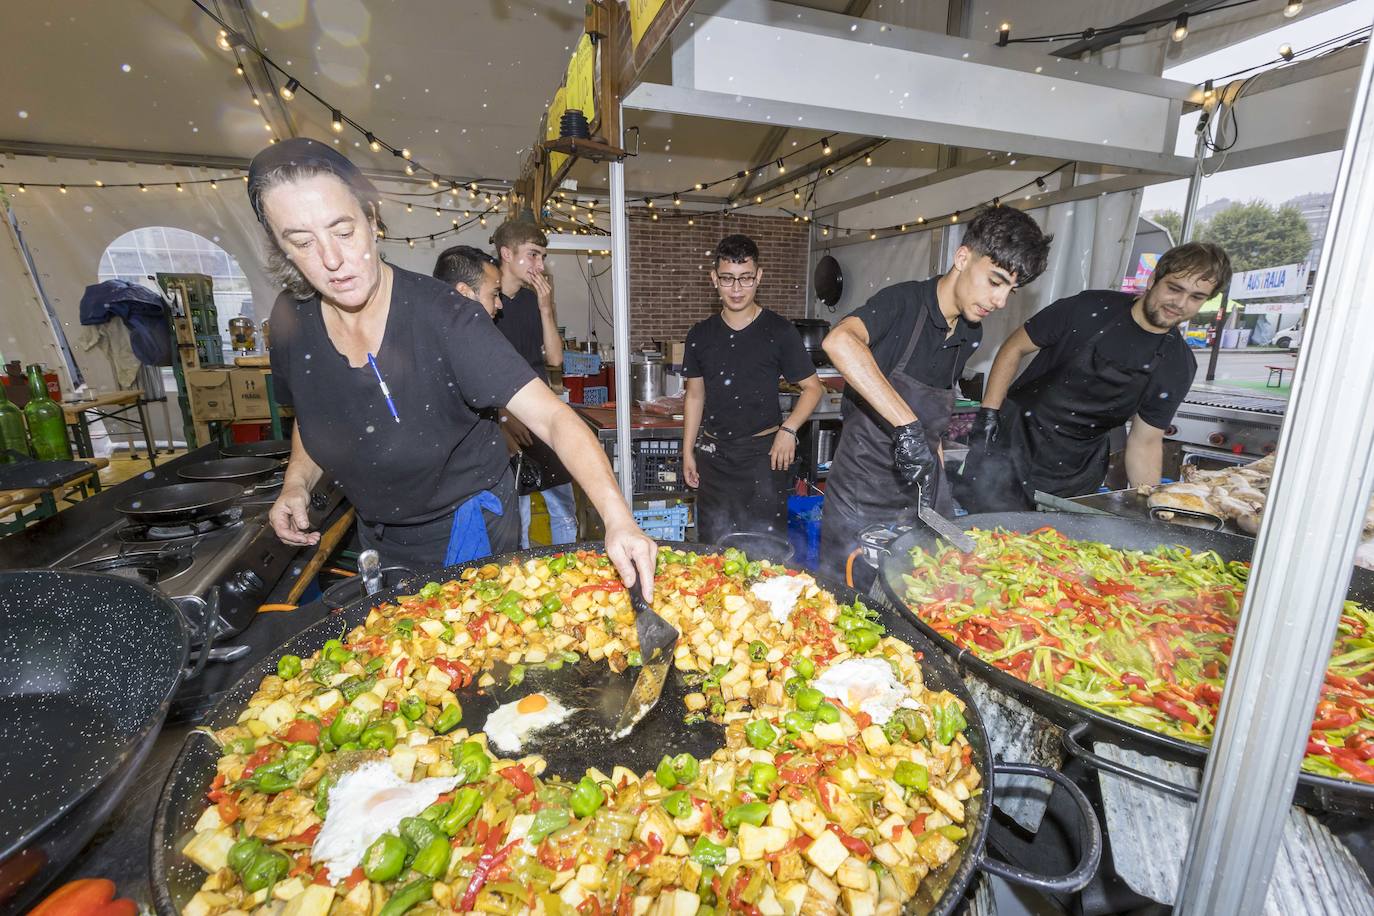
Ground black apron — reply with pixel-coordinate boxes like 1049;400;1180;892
819;303;955;587
357;468;520;573
985;310;1172;509
695;431;792;545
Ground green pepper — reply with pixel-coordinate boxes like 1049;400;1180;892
749;763;779;796
255;769;294;794
722;558;743;576
794;687;824;712
655;755;679;788
439;786;484;835
545;655;564;670
528;806;572;844
438;623;455;643
548;554;569;574
535;611;553;629
313;773;336;818
311;657;341;685
276;654;302;680
690;836;728;868
418;581;443;599
329;705;370;745
745;719;777;749
394;618;415;639
399;815;443;852
540;593;563;614
936;825;968;842
508;664;527;687
672;753;700;784
240;849;290;893
339;676;376;703
377;878;434;916
360;721;397;750
662;790;692;819
784;710;816;733
598;556;610;567
227;836;264;875
703;663;730;689
399;695;426;721
816;702;841;725
420;799;451;822
627;650;643;667
748;640;768;663
453;741;491;784
569;776;606;818
792;656;815;680
432;702;463;735
846;627;880;653
323;639;353;665
784;676;807;697
710;697;727;717
362;833;408;883
934;702;967;745
883;719;906;744
892;707;926;742
893;760;929;793
226;735;257;756
411;835;452;879
723;802;770;828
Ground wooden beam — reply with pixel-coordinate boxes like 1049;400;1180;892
615;0;696;94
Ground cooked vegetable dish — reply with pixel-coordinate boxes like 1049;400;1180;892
902;527;1374;784
179;547;981;916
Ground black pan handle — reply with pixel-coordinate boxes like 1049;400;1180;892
1148;505;1226;532
175;587;220;682
978;762;1103;893
1061;722;1198;801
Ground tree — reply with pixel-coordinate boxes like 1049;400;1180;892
1198;201;1312;273
1151;209;1183;244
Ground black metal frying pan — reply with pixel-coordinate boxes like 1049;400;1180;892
874;511;1374;814
177;457;281;485
219;439;290;460
0;570;188;914
115;482;245;525
152;540;1102;916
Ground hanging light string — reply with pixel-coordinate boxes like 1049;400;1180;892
997;0;1295;47
230;46;278;141
381;201;504;246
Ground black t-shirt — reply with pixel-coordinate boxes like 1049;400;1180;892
495;286;549;383
269;265;537;526
842;278;982;416
683;307;815;439
1013;289;1196;429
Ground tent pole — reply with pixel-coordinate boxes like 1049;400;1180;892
609;104;634;505
1175;25;1374;914
1178;116;1226;381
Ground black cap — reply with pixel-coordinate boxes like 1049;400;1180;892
246;137;379;226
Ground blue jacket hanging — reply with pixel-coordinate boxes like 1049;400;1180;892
79;280;174;367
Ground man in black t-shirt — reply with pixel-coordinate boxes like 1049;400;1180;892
962;242;1232;510
491;221;576;547
683;235;822;544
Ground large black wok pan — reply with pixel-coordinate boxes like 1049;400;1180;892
0;571;189;914
152;541;1102;916
178;457;280;485
219;439;291;460
874;511;1374;815
116;482;245;525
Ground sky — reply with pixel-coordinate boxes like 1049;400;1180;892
1140;0;1374;214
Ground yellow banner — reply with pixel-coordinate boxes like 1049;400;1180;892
630;0;669;48
546;86;568;177
566;34;596;125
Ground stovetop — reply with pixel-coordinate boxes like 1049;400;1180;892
1182;385;1288;415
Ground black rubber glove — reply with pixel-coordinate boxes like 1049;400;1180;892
970;406;1002;451
892;420;937;507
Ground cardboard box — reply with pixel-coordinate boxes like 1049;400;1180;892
667;341;685;367
185;369;234;421
230;368;272;420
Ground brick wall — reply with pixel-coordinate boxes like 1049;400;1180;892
627;209;810;347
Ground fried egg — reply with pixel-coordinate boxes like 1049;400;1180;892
750;574;810;623
812;658;917;725
311;760;458;883
483;692;573;754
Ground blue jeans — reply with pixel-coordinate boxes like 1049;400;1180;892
519;482;577;547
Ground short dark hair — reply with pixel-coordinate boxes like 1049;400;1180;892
1153;241;1233;299
492;220;548;261
433;245;498;289
714;234;759;269
960;207;1052;287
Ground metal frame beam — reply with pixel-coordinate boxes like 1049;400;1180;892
813;154;1061;218
1050;0;1231;59
741;138;884;200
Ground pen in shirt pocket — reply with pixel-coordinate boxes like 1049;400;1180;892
366;352;401;423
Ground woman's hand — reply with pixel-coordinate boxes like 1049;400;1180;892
604;519;657;600
269;483;321;547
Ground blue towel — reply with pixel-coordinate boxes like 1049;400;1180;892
444;490;503;565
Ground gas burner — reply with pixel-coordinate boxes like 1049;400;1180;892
117;508;244;544
71;548;195;586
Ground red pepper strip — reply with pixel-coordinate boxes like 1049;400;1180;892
1330;748;1374;782
1309;739;1333;757
690;575;726;598
459;838;521;911
288;851;312;878
972;631;1002;652
241;744;281;778
342;867;366;890
780;763;820;785
498;765;536;795
827;823;873;857
433;658;473;691
283;823;322;845
1195;683;1223;705
854;711;873;730
727;872;753;912
206;773;229;802
765;835;812;861
216;796;240;824
615;886;634;916
311;868;331;886
466;612;490;641
1152;696;1198;725
572;581;626;596
816;778;840;818
1313;713;1357;730
382;700;397;713
1121;673;1147;689
577;897;604;915
393;657;409;678
279;718;321;744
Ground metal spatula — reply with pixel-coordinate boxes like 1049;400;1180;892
612;579;680;739
916;484;977;553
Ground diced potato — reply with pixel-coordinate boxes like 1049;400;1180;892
723;595;748;613
193;806;223;833
669;834;691;857
916;831;959;869
806;867;842;904
612;766;639;786
790;797;827;839
814;722;846;744
835;855;871;890
576;864;603;890
769;799;794;833
684;692;708;712
351;692;382;716
757;885;785;916
525;647;548;664
418;620;446;638
804;829;849;876
872;842;904;869
860;725;891;756
929;786;965;823
660;888;701;916
271;877;306;902
737;822;768;861
842;886;878;916
279;882;334;916
425;665;452;686
258;698;295;732
637;806;678;851
559;877;590;908
181;827;235;872
389;746;418;780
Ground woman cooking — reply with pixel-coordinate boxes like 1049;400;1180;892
251;139;655;593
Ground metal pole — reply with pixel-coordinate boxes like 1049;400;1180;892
1178;112;1228;382
608;105;634;505
1175;26;1374;915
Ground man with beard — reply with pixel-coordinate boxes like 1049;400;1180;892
961;241;1231;510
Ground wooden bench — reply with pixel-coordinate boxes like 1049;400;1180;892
1266;365;1294;388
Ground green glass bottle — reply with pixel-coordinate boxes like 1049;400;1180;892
0;394;28;463
23;364;72;462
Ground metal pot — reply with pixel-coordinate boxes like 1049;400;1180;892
629;352;666;403
151;540;1101;916
793;318;831;352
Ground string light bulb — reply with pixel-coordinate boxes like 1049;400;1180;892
176;182;184;192
1036;177;1047;190
822;226;830;236
406;204;413;212
1171;12;1189;43
331;110;344;133
401;148;412;160
997;22;1011;46
480;216;487;226
280;78;299;101
408;239;414;248
216;29;233;51
404;163;415;176
688;217;695;226
777;159;786;174
865;154;873;166
869;231;877;240
59;184;67;194
651;212;659;221
694;182;704;191
916;216;925;224
1203;78;1215;101
138;183;147;192
430;178;441;189
366;133;381;152
673;193;681;206
1284;1;1302;17
95;180;105;188
794;190;801;201
822;137;832;156
235;65;244;76
251;94;261;106
1279;44;1295;61
951;212;959;223
755;195;763;204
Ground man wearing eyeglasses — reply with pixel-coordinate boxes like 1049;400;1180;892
682;235;823;545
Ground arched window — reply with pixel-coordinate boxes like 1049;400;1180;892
97;226;255;362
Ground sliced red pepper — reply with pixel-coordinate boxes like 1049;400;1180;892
342;867;366;890
1120;673;1147;689
216;796;240;824
690;575;726;598
459;838;521;911
1313;713;1357;731
498;765;536;795
572;581;626;596
1152;696;1198;726
241;744;281;778
393;657;409;678
816;778;840;818
283;823;322;845
280;719;321;745
826;823;873;857
433;657;473;690
1331;748;1374;782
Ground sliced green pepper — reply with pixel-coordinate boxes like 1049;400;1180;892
672;753;700;784
784;676;807;697
791;656;815;680
816;702;841;725
362;833;408;883
432;702;463;735
227;836;264;875
748;762;779;796
399;695;426;721
439;786;484;835
311;657;341;685
745;719;777;749
748;640;768;663
528;806;572;844
662;790;692;819
377;878;434;916
784;710;816;733
569;776;605;818
411;835;451;879
329;705;370;745
360;721;396;750
453;741;491;784
794;687;824;712
418;581;443;599
690;836;728;868
313;773;336;818
276;654;302;680
723;802;769;828
399;815;443;852
540;593;563;615
846;627;880;653
893;760;929;793
240;849;290;893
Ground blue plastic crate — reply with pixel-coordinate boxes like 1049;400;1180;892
581;386;608;406
635;504;690;540
563;351;602;376
787;494;824;570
